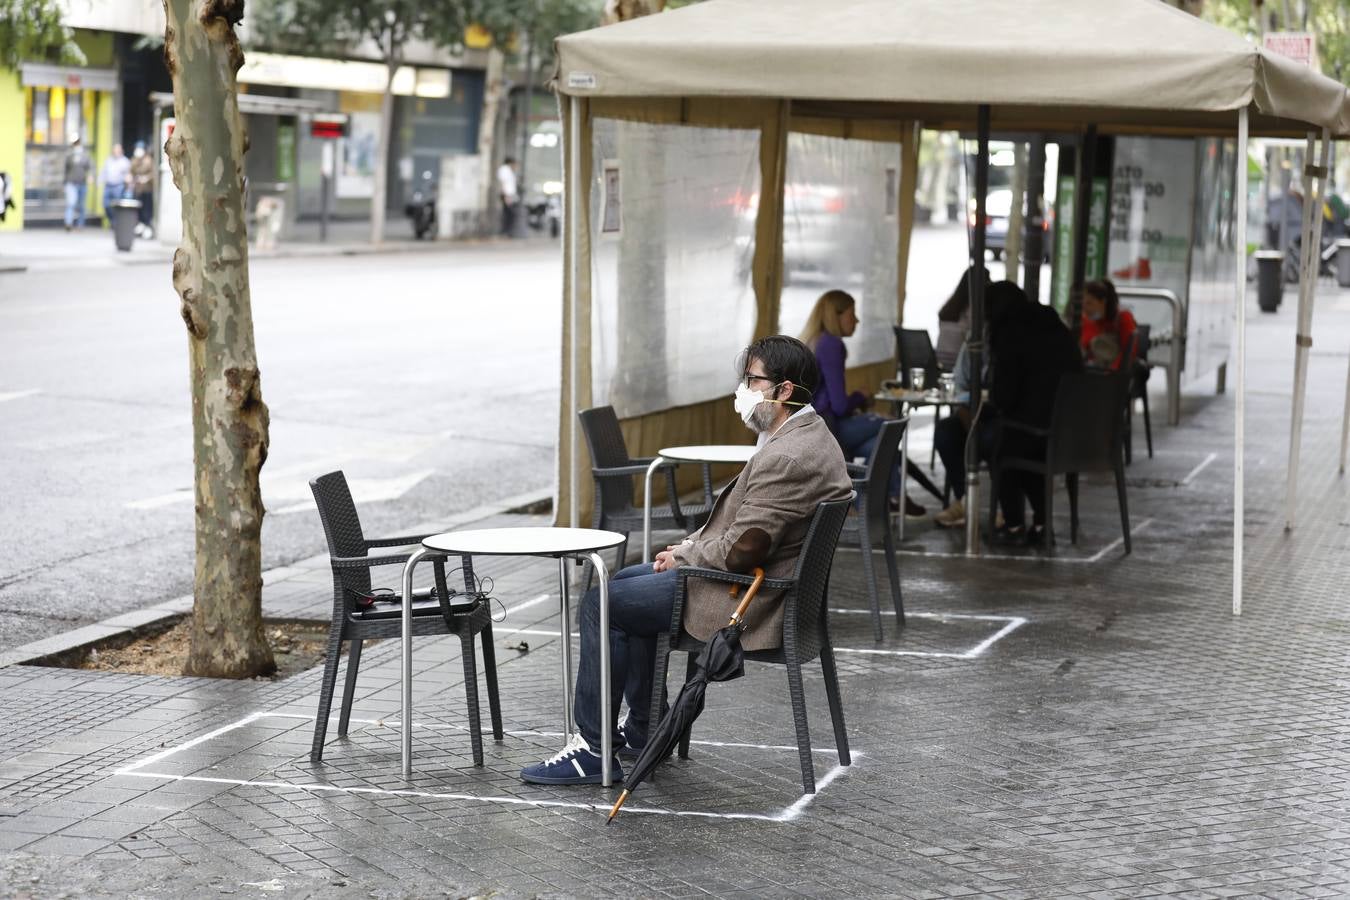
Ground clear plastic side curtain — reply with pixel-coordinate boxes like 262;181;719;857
587;118;762;418
778;132;902;366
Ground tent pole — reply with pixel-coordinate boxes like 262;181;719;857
964;104;990;557
1234;108;1249;617
1284;128;1329;531
1341;350;1350;474
568;96;582;530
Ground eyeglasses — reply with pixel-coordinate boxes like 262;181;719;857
742;373;777;386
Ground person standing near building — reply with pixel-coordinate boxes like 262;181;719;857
496;156;519;236
101;144;131;225
130;142;155;238
63;136;92;231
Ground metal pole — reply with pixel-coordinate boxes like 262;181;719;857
643;457;664;563
964;104;990;556
1023;135;1047;301
568;97;581;530
1284;129;1329;531
588;551;613;787
1234;109;1249;617
557;556;575;740
1340;351;1350;474
400;546;430;776
1070;126;1098;338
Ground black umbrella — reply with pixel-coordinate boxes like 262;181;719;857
606;568;766;824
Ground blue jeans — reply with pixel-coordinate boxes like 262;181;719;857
64;183;87;228
574;563;677;751
103;184;127;223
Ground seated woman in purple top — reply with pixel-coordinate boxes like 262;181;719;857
800;289;924;516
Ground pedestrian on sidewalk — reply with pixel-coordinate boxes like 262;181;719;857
63;136;92;231
130;142;155;238
497;156;519;236
519;336;852;785
101;144;131;225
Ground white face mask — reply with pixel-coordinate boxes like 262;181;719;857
734;381;774;425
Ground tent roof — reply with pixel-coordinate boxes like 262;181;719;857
554;0;1350;136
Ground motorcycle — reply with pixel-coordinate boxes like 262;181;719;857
525;192;561;237
405;170;437;240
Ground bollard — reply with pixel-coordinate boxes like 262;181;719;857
1254;249;1284;313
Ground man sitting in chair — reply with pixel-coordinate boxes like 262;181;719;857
521;335;853;785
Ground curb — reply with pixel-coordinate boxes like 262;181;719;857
0;487;553;670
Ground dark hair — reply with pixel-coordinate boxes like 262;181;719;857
938;266;989;323
503;156;517;165
737;335;819;406
1083;279;1120;320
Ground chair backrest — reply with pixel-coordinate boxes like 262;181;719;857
310;470;372;597
894;327;940;388
579;405;638;515
861;418;907;529
1047;374;1126;475
784;494;855;662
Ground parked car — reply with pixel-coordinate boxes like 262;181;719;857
969;188;1052;262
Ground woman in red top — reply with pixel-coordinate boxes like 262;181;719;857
1079;279;1137;370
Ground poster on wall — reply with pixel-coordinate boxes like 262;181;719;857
335;111;379;199
1107;137;1195;304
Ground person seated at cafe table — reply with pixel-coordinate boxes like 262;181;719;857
800;288;925;516
931;328;996;529
1079;278;1137;370
520;336;853;785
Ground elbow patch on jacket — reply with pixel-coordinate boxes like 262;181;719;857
725;527;771;573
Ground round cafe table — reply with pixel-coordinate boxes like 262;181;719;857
874;389;967;539
400;527;625;784
642;445;757;563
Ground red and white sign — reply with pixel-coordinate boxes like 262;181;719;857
1263;32;1318;69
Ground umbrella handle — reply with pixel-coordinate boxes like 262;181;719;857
727;567;766;627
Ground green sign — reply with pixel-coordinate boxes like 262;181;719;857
1050;175;1109;314
277;124;295;183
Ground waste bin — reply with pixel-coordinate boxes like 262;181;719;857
110;198;142;252
1337;239;1350;288
1254;249;1284;313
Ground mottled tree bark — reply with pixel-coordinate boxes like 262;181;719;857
162;0;275;679
477;47;506;235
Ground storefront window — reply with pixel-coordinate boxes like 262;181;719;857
24;87;83;146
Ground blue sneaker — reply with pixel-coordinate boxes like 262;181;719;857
520;734;623;785
617;721;647;760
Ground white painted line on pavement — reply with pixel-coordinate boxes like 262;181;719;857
115;711;860;824
870;517;1155;564
1180;452;1219;485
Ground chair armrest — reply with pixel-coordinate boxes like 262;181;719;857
676;566;794;592
330;550;449;570
846;462;868;477
1000;419;1050;438
593;462;671;478
365;533;456;549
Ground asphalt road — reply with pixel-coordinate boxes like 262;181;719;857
0;224;982;651
0;242;563;649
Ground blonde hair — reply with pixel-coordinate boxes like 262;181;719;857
799;290;856;349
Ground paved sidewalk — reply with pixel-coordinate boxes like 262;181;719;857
2;289;1349;897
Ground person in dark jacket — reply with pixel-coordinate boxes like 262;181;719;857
986;281;1082;543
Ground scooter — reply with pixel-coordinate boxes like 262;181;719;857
405;170;437;240
525;193;561;237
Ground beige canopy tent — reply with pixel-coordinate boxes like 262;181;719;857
552;0;1350;613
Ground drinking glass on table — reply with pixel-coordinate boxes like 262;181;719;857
938;372;956;398
909;368;926;392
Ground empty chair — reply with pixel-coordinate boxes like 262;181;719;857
989;373;1131;553
648;496;854;795
840;417;907;641
1126;324;1154;463
308;471;502;764
580;405;714;576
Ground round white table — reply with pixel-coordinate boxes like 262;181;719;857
642;445;757;563
399;527;625;784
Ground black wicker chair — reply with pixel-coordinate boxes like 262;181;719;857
648;495;854;794
841;417;907;642
1126;324;1154;463
308;471;502;764
894;326;946;468
580;405;714;582
989;373;1131;553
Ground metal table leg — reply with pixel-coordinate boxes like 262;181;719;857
557;557;574;740
587;551;613;787
898;421;910;541
642;457;666;563
400;545;431;777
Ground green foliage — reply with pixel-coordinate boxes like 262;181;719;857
520;0;605;76
1202;0;1350;79
250;0;528;64
0;0;85;70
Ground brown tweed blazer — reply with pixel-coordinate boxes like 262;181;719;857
671;408;852;652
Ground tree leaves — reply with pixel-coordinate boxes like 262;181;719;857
0;0;85;70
